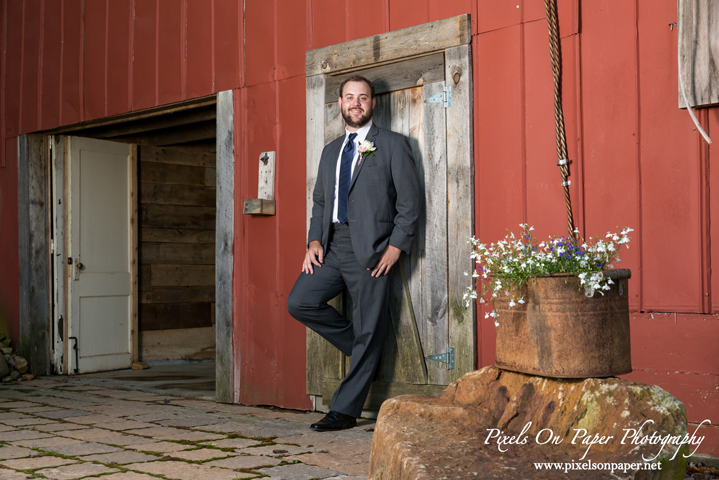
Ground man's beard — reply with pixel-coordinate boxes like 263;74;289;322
342;105;373;128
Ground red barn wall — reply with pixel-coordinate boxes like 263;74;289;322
0;0;717;453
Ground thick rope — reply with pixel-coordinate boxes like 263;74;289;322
544;0;576;241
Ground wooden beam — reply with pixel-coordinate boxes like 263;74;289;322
306;15;471;76
18;134;51;376
215;90;235;404
110;120;216;147
83;107;216;139
678;0;719;108
324;53;445;103
130;145;139;363
47;95;216;135
445;44;476;383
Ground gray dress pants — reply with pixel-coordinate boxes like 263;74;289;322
287;222;390;418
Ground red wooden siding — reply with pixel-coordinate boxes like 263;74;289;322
0;0;717;454
157;0;184;105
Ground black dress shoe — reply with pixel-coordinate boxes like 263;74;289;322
310;411;357;431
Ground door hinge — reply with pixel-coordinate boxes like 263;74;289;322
424;86;452;108
426;347;455;369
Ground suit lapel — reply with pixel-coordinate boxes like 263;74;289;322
349;123;379;191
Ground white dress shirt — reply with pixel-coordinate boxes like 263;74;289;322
332;120;373;223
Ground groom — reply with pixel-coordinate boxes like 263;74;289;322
287;76;421;430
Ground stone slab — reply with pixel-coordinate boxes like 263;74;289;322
156;417;224;428
94;420;155;431
10;437;84;449
258;463;345;480
79;451;161;465
63;414;117;424
39;410;93;419
124;441;195;453
90;473;160;480
0;456;76;470
288;452;367;470
124;460;253;480
0;467;32;480
164;448;235;461
204;455;282;470
92;435;157;447
33;423;89;432
44;442;123;456
201;438;262;449
1;430;52;442
0;414;28;421
244;445;316;457
55;428;124;440
9;406;59;413
35;462;119;479
0;425;15;432
273;433;341;448
1;418;57;426
0;402;38;409
0;447;36;460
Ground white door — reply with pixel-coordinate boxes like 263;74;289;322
66;137;132;373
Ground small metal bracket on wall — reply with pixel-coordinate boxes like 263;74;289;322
427;347;455;369
243;151;276;215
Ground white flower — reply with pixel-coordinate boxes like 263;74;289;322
356;139;376;155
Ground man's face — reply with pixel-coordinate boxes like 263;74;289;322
339;81;375;129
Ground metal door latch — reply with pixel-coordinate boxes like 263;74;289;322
425;86;452;108
427;347;455;369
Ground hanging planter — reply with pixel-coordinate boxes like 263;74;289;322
493;271;632;378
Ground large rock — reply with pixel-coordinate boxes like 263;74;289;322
369;366;689;480
0;353;8;378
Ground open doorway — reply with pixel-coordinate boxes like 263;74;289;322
44;95;223;396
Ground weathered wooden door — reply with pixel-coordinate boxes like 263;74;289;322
65;137;134;373
305;15;475;410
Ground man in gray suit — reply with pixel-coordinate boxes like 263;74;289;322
287;76;421;431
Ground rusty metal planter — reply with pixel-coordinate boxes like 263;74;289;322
494;270;632;378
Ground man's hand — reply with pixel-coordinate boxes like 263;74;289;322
303;241;324;274
370;245;401;277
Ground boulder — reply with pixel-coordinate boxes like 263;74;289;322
9;370;19;380
1;375;11;382
0;346;12;355
132;362;150;370
12;355;28;374
21;374;34;381
0;353;9;378
369;366;689;480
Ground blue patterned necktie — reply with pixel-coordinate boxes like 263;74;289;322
337;132;357;224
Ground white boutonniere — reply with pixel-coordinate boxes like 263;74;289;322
356;140;376;165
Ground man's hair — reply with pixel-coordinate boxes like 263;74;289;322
339;76;375;99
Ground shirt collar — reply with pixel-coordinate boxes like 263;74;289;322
344;120;373;145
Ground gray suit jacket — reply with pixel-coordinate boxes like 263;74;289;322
308;123;422;268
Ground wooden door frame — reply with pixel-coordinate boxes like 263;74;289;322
304;14;476;406
18;92;236;402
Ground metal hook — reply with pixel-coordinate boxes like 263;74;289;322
669;22;677;31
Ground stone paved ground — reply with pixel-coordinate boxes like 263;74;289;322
0;378;374;480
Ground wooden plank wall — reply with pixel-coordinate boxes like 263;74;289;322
138;145;217;361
